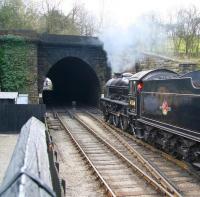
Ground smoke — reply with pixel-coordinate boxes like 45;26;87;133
99;14;168;73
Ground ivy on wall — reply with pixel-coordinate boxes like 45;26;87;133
0;35;30;93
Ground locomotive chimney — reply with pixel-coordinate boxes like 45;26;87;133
114;73;122;78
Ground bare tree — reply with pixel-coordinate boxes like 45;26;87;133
69;3;98;36
166;6;200;57
138;13;166;53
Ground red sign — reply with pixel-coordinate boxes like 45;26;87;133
160;100;171;115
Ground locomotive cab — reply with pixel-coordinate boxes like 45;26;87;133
128;69;178;137
128;69;178;115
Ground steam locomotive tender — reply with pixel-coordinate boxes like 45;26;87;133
100;69;200;166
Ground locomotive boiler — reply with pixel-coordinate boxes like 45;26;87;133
100;69;200;167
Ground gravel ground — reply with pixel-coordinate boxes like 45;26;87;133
0;134;18;185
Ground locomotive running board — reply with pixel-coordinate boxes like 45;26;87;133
137;118;200;143
100;97;128;106
192;162;200;169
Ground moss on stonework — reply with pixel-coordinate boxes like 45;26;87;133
0;35;32;93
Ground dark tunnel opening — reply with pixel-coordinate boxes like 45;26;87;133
42;57;101;107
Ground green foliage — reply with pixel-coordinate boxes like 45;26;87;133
0;0;39;30
0;0;97;36
43;9;80;35
0;35;30;92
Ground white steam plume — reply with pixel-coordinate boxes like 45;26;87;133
99;14;168;73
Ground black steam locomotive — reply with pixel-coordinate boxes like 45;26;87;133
100;69;200;166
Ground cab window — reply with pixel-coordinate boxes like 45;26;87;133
129;80;136;95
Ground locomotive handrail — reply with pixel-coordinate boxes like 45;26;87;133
101;97;128;105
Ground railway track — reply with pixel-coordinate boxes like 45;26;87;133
85;107;200;172
46;112;106;197
46;106;200;196
57;111;164;196
50;108;185;197
83;107;200;197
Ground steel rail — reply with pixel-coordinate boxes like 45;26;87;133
85;107;200;183
109;122;190;170
94;110;193;171
56;112;116;197
84;110;183;197
80;106;189;171
85;107;190;169
69;111;179;197
103;114;200;183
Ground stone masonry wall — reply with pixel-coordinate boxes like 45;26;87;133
0;30;110;104
136;52;199;74
27;44;38;104
37;44;109;94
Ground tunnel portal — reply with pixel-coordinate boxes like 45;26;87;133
43;57;101;106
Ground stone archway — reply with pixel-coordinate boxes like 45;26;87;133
43;57;101;106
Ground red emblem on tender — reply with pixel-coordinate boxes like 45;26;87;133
160;100;171;115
